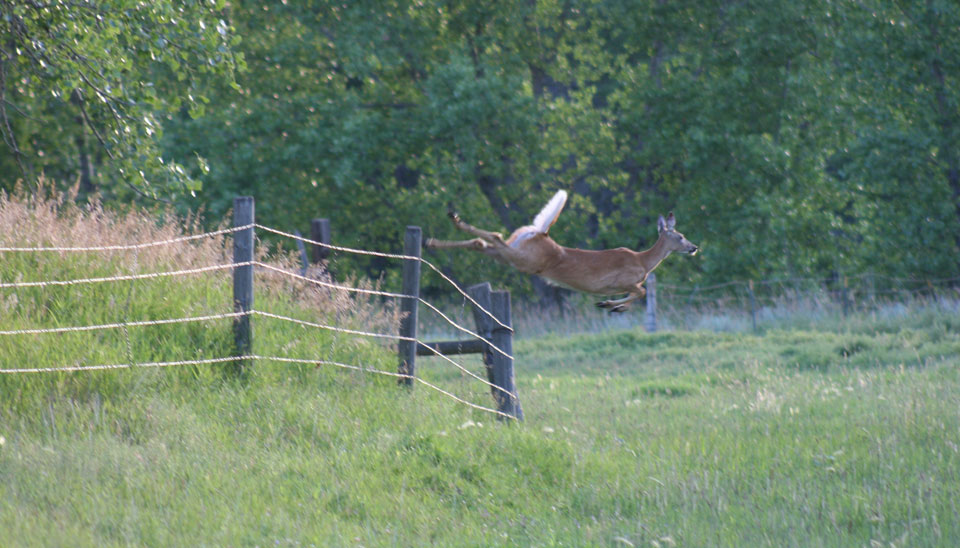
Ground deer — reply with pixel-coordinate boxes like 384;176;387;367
426;190;699;312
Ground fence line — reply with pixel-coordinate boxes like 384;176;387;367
0;311;249;336
0;355;251;374
658;274;960;295
0;303;516;407
0;352;513;420
0;304;516;404
0;224;512;361
0;261;249;288
253;309;515;400
255;223;512;333
0;224;252;252
0;219;519;417
7;207;954;416
638;269;960;334
0;238;514;370
255;260;513;362
259;356;515;421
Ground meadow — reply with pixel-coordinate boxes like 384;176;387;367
1;191;958;546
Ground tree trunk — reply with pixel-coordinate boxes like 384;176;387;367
71;90;96;195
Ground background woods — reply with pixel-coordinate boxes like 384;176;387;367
2;0;958;303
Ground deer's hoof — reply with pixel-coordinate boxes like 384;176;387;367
596;300;628;313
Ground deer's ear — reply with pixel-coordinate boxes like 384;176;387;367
666;212;676;230
657;215;667;233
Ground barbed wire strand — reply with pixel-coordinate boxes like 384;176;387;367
0;311;250;336
0;261;249;288
0;355;248;374
0;354;513;420
0;306;515;401
659;274;960;294
0;257;512;362
254;224;512;332
259;356;515;421
253;309;516;401
0;224;252;252
253;261;513;361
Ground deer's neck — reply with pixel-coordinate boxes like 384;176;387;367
636;235;673;273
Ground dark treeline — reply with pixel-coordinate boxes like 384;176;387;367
3;1;958;304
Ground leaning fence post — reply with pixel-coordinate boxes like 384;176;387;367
467;282;497;391
397;226;421;386
467;283;495;370
233;196;255;370
467;283;522;420
490;290;522;420
644;273;657;333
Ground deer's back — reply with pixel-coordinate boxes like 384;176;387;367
510;238;647;295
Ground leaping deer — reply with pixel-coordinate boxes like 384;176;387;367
426;190;698;312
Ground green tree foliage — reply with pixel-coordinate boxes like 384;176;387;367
0;0;242;199
4;1;958;300
825;0;960;278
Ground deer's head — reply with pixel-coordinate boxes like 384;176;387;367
657;213;699;255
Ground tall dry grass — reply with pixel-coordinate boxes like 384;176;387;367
0;182;400;336
0;183;401;406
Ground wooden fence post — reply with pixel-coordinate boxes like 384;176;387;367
644;272;657;333
490;290;522;420
310;218;331;263
468;283;522;420
467;282;495;383
397;226;421;386
748;279;758;332
233;196;255;370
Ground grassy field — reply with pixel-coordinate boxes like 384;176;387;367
1;191;959;546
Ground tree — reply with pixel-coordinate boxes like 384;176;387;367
0;0;242;200
156;0;957;300
826;0;960;278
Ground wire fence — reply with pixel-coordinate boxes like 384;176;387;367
657;274;960;306
0;223;517;421
648;272;960;332
6;209;954;416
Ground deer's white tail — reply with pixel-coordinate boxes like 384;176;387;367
532;190;568;234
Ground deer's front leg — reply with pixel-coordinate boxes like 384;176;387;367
595;284;646;313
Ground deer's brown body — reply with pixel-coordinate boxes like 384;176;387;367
427;190;699;312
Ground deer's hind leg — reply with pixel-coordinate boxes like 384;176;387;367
425;236;491;251
446;211;509;248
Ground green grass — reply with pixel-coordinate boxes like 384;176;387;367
4;317;959;546
1;193;959;546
